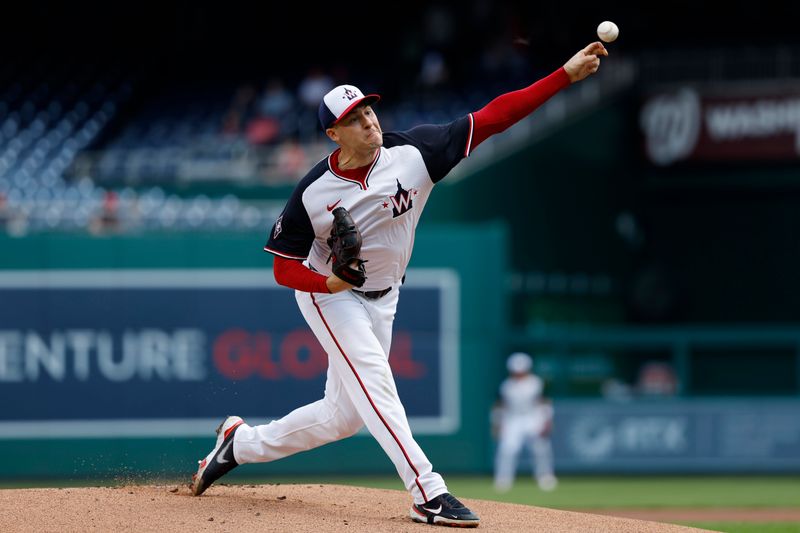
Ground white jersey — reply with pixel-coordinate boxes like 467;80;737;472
499;374;550;423
264;117;474;291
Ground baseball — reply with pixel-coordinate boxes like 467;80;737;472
597;21;619;43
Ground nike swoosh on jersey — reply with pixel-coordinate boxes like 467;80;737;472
216;441;232;464
326;199;342;211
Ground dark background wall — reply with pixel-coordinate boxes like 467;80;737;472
5;2;798;80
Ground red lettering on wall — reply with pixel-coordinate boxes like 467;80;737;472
254;333;281;379
213;329;280;380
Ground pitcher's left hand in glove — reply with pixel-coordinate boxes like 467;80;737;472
326;206;367;287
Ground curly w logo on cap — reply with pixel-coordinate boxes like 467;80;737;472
318;84;381;130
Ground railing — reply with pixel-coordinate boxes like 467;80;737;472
508;323;800;397
67;140;333;187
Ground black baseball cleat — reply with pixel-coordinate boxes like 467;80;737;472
410;492;480;527
190;416;245;496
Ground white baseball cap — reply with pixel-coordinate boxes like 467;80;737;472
507;352;533;374
318;84;380;130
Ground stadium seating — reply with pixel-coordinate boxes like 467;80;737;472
0;57;631;234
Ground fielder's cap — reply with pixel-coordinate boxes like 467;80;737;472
318;84;381;130
507;352;533;374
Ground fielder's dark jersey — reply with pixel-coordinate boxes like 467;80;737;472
265;115;474;291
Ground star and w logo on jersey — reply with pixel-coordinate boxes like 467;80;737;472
381;179;418;218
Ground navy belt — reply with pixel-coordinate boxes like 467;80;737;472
353;287;392;299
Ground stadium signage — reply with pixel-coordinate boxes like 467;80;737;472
0;269;460;437
640;86;800;165
554;400;800;472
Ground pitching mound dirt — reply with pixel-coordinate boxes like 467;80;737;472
0;483;714;532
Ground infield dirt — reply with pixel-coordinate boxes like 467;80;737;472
0;483;718;532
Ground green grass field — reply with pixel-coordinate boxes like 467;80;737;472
240;475;800;533
3;475;799;532
227;475;800;509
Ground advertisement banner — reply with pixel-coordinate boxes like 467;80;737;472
553;399;800;472
639;85;800;166
0;269;459;438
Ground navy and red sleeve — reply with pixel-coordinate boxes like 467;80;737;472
264;160;327;260
264;160;331;293
382;116;473;183
383;67;570;183
471;67;571;149
264;196;314;260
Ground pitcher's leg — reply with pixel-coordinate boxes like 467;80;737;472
301;291;447;504
234;367;363;464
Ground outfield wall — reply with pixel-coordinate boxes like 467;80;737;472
2;227;800;479
551;398;800;473
0;225;508;479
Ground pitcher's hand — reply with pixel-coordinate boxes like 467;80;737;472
563;42;608;83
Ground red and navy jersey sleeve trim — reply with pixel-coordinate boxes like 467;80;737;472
383;115;472;183
263;246;307;260
464;113;475;157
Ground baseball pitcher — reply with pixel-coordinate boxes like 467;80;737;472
191;41;607;528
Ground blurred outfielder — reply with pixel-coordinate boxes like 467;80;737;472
191;41;607;527
492;352;557;492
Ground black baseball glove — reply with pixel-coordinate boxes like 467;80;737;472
326;206;367;287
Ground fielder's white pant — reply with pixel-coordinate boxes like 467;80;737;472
494;416;555;490
232;281;447;504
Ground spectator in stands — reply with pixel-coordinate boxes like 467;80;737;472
247;78;297;145
221;83;257;136
297;68;334;141
0;192;29;236
245;116;280;145
257;77;295;120
274;137;309;181
297;67;334;109
418;50;450;89
0;193;8;228
89;190;121;235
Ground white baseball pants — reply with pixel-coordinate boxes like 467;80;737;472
493;415;555;490
232;281;447;504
